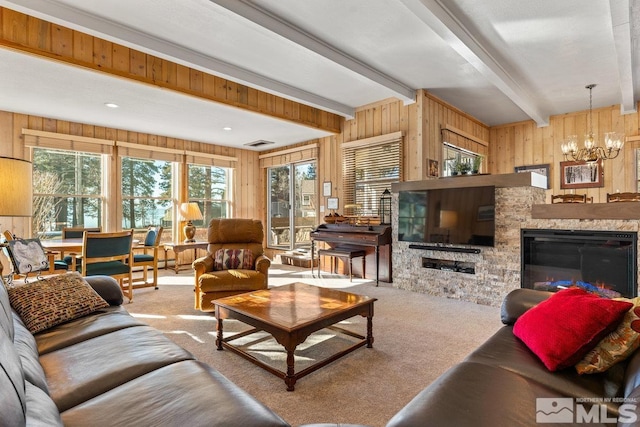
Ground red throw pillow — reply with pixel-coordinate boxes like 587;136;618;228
513;288;633;371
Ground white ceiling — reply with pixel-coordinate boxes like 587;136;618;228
0;0;638;151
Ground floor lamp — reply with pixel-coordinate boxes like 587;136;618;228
0;157;33;280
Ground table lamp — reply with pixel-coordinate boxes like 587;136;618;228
0;157;33;279
179;202;203;243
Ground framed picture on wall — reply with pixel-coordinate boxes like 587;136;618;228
427;159;439;177
514;164;551;189
327;197;339;210
560;159;604;189
323;181;332;197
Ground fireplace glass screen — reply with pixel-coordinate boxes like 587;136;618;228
521;229;637;298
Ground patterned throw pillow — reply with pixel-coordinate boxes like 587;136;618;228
576;297;640;374
213;249;254;271
7;272;109;334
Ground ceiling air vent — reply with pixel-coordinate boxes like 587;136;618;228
244;140;275;148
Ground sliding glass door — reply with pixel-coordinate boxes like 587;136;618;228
267;162;317;250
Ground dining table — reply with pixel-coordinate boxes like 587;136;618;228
40;238;84;259
41;237;143;260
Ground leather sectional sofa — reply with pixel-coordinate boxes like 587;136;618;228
386;288;640;427
0;274;289;427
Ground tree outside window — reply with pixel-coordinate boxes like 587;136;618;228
121;157;172;241
32;148;102;238
188;164;232;241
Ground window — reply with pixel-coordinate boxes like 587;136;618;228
32;148;103;238
442;143;482;177
121;157;173;233
343;134;402;217
187;164;233;241
441;127;486;177
267;162;317;249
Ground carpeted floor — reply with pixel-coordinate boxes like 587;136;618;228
126;264;502;427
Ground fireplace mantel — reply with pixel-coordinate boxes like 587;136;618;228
531;203;640;220
392;172;546;192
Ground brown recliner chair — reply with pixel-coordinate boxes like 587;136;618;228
192;218;270;312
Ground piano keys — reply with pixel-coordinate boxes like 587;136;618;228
310;223;392;284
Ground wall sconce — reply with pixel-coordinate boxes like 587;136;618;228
379;189;392;225
179;202;203;243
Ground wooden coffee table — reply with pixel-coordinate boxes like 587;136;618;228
214;282;376;391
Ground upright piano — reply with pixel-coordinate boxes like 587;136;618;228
310;223;392;284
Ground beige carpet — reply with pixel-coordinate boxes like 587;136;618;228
126;265;502;427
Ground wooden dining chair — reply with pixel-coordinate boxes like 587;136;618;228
69;230;134;302
62;226;102;239
551;194;592;204
132;226;163;290
606;192;640;202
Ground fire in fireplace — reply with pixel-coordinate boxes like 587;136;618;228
521;229;638;298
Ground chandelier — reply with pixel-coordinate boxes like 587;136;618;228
561;84;624;162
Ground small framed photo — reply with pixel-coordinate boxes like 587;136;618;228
323;181;332;197
560;160;604;189
327;197;339;210
514;164;550;189
427;159;439;177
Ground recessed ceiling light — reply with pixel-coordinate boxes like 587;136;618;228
104;102;119;108
223;126;232;131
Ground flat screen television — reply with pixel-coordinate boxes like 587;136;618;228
398;186;495;247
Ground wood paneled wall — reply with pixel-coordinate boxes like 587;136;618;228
263;90;490;215
490;104;640;203
0;110;263;238
420;91;490;178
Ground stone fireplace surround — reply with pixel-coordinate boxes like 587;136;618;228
391;173;640;307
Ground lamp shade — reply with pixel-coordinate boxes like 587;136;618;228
0;157;32;217
179;202;203;221
439;210;458;229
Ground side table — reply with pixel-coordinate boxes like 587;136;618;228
163;242;208;274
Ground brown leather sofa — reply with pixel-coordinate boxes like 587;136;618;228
193;218;270;312
386;289;640;427
0;275;289;427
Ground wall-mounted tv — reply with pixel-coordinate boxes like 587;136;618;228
398;186;495;247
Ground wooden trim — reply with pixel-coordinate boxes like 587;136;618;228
442;125;488;147
116;140;184;154
184;150;238;162
342;131;404;149
531;203;640;219
22;128;113;146
0;7;342;134
258;143;318;159
392;172;546;192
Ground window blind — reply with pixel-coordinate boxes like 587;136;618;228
116;141;183;162
185;151;237;168
342;133;402;215
259;144;318;168
23;130;113;155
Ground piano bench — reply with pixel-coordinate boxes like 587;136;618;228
316;247;366;282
